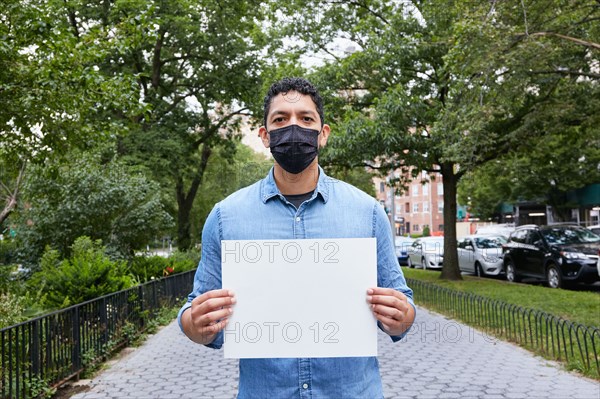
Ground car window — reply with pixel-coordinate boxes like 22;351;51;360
422;239;444;253
526;231;544;246
510;229;528;243
541;227;600;244
458;239;467;249
473;237;503;249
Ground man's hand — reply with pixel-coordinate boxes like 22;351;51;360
367;287;415;337
182;289;236;345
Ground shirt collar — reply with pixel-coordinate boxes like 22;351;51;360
261;166;331;204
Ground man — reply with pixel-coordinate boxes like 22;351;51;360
178;77;415;398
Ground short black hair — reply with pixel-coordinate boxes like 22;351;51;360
263;77;325;129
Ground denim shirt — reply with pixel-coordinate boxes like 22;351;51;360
178;167;415;399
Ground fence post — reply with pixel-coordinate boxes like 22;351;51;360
31;319;40;376
100;297;108;350
72;307;81;373
138;285;145;328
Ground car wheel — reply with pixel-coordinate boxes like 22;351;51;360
475;262;484;277
505;261;520;283
546;264;562;289
408;257;414;268
422;257;427;270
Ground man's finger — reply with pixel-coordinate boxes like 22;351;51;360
194;296;236;315
195;307;234;328
195;289;235;304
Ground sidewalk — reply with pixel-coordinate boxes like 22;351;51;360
71;307;600;399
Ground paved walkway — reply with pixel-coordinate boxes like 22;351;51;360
72;307;600;399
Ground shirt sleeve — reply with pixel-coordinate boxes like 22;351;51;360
372;203;416;342
177;203;225;349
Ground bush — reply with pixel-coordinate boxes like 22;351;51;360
168;250;200;273
128;250;199;282
29;236;133;309
129;256;169;282
422;225;431;237
15;152;174;265
0;238;17;265
0;292;27;328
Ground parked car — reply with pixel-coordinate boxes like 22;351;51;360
457;235;506;277
407;237;444;269
502;224;600;288
395;236;414;266
587;224;600;235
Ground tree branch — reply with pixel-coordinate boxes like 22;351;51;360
528;69;600;79
521;31;600;50
193;108;250;148
152;28;166;88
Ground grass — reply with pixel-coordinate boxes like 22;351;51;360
402;268;600;328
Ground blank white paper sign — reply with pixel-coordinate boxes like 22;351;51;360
221;238;378;359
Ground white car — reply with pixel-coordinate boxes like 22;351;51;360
407;237;444;270
457;235;506;277
395;236;414;266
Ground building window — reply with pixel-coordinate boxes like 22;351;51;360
405;202;410;213
438;201;444;213
423;183;429;196
395;206;401;215
413;203;419;213
414;224;420;231
412;184;419;196
437;183;443;196
379;182;385;193
423;202;429;212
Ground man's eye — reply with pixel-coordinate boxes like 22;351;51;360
303;117;314;122
273;117;284;123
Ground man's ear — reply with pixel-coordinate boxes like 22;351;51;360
258;126;269;148
318;124;331;148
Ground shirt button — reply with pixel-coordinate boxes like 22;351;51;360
302;383;309;389
295;217;301;222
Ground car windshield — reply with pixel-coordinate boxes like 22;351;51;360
541;227;600;245
473;236;505;248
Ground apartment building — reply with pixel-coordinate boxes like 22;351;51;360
374;171;445;236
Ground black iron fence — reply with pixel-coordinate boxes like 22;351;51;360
408;278;600;378
1;270;194;399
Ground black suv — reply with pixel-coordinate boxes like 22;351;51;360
502;224;600;288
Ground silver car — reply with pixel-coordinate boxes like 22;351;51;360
407;237;444;270
457;235;506;277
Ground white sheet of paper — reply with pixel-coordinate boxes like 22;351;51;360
221;238;378;359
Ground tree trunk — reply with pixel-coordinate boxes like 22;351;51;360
0;196;17;227
440;162;462;280
175;146;212;250
0;161;26;227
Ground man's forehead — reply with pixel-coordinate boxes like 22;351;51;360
268;91;317;114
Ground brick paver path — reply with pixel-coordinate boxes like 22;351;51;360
72;307;600;399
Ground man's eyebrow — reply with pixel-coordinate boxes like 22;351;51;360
269;109;318;117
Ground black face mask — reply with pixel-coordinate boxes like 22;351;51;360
268;124;320;174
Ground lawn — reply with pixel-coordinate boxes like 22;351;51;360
402;268;600;328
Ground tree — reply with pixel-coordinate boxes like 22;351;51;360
1;0;144;230
2;0;271;251
59;0;268;250
16;151;173;264
459;131;600;221
274;0;599;280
